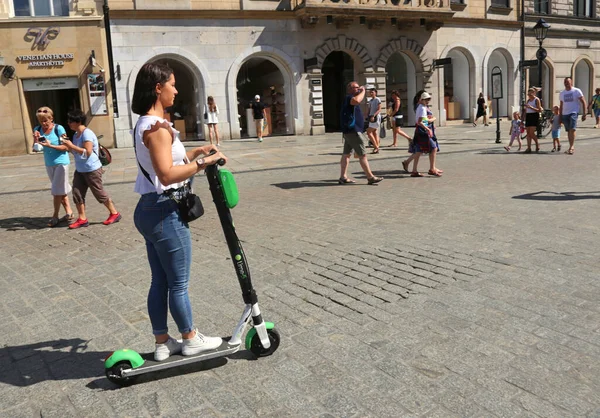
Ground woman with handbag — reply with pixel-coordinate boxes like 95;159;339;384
131;62;228;361
204;96;220;146
62;109;121;229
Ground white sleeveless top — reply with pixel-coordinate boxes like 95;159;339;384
526;98;539;114
133;115;188;195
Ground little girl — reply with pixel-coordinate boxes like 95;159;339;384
504;111;522;152
550;106;561;152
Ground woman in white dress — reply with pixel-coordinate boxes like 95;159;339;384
205;96;220;146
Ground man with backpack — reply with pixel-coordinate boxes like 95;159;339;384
338;81;383;185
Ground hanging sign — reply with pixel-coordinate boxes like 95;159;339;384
87;73;108;115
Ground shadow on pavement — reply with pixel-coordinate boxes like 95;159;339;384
2;337;246;390
0;217;70;231
272;179;340;189
1;338;111;387
513;191;600;201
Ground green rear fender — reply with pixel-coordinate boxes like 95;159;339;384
104;349;145;369
245;321;275;349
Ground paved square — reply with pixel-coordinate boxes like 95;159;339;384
1;124;600;417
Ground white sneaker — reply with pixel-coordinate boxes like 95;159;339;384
182;329;222;356
154;336;182;361
258;137;263;142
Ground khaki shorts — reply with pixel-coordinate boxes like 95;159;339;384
46;164;72;196
342;131;367;157
72;168;110;205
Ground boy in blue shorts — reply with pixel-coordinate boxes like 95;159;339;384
551;106;561;152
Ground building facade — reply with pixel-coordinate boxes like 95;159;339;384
108;0;524;147
0;0;115;156
524;0;600;108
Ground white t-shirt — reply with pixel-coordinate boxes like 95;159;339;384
416;104;428;127
205;105;219;124
368;97;381;116
133;115;189;195
559;87;584;115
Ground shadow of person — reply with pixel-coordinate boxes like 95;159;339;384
0;217;70;231
3;337;239;389
512;191;600;201
1;338;111;387
271;179;340;190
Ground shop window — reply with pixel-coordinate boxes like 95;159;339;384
534;0;549;13
574;0;595;17
13;0;69;16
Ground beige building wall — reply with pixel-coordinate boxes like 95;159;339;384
0;1;115;156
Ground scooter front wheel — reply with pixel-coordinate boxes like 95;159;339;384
105;361;137;386
249;328;281;357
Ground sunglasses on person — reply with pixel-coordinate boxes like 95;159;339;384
37;109;49;114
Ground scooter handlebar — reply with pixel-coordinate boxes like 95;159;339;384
208;150;226;166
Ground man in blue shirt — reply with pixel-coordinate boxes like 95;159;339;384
339;81;383;185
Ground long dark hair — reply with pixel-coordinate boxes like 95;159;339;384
207;96;217;113
413;89;425;111
131;62;173;115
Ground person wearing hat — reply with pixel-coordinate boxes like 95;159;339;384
411;91;442;177
251;95;267;142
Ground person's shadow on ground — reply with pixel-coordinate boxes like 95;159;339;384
272;180;340;189
0;217;68;231
1;337;251;390
513;191;600;201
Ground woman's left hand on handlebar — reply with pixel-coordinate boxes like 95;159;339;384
198;144;219;155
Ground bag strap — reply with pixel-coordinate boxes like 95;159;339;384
132;120;154;186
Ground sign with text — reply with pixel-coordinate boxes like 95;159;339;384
87;73;108;115
22;77;78;92
17;53;74;68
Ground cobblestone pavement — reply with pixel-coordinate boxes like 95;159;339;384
1;122;600;417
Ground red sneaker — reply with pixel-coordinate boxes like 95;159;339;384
103;212;122;225
69;218;89;229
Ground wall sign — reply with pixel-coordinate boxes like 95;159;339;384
26;27;60;50
310;79;321;85
22;77;78;92
87;73;108;115
17;53;74;68
313;112;323;118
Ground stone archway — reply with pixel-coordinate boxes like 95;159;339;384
440;46;477;122
376;37;429;126
483;45;517;118
573;56;595;101
227;46;301;139
124;47;211;145
314;35;374;72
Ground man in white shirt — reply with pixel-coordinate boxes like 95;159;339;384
559;77;587;155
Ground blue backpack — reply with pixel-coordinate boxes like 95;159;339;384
340;96;355;131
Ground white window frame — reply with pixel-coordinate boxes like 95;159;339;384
12;0;69;17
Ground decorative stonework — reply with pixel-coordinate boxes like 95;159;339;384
73;0;97;15
314;35;374;71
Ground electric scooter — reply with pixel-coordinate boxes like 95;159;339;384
104;157;280;386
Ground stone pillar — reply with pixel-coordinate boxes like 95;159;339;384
307;69;325;135
363;68;388;112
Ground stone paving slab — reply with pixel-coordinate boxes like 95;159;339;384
1;121;600;417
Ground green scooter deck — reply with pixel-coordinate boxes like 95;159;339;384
121;338;240;378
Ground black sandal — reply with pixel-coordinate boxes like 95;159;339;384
338;177;356;184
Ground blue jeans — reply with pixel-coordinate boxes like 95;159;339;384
134;192;193;335
562;113;578;131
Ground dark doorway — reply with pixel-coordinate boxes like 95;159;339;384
322;51;354;132
25;88;80;138
154;58;199;140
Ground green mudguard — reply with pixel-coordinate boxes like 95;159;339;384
245;321;275;349
218;169;239;209
104;349;145;369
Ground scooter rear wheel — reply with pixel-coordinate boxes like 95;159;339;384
106;360;136;386
249;328;280;357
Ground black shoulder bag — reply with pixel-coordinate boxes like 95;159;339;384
133;121;204;223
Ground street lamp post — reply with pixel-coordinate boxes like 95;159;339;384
533;18;550;137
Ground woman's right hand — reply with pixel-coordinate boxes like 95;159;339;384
204;151;227;167
33;131;40;141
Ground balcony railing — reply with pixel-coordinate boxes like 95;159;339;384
293;0;452;12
